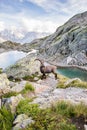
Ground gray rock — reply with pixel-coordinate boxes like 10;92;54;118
4;94;24;113
11;81;27;92
13;114;29;125
0;73;10;95
13;115;34;130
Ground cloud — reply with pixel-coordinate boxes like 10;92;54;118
27;0;87;16
1;0;87;35
0;21;5;31
20;17;58;33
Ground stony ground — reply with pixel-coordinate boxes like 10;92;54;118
30;75;87;108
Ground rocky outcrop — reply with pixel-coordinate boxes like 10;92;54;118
3;94;24;113
5;54;40;78
21;11;87;66
0;73;10;95
0;40;21;53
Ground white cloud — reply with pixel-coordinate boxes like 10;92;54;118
0;21;5;31
27;0;87;16
20;17;58;33
1;0;87;35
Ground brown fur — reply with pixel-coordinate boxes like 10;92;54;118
35;59;57;79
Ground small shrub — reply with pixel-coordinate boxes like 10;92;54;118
0;106;14;130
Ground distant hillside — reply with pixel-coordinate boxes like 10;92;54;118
0;29;49;44
23;11;87;66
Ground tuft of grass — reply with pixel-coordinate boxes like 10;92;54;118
74;102;87;117
21;83;35;94
23;75;35;81
0;106;14;130
23;73;41;82
0;68;3;74
57;74;87;89
16;99;40;117
2;91;18;98
57;74;69;88
54;101;76;117
66;80;87;88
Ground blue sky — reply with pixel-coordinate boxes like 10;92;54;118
0;0;87;33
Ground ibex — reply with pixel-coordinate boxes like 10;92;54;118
35;59;57;79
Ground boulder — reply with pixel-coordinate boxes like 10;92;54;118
0;73;10;95
4;94;24;113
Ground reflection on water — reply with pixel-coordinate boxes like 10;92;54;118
0;51;26;69
57;67;87;81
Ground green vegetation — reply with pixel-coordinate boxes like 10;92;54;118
21;83;35;94
0;68;3;74
10;64;20;69
1;100;87;130
23;74;41;81
16;99;40;117
2;91;18;98
24;101;87;130
57;74;87;89
66;79;87;88
0;106;14;130
57;74;69;88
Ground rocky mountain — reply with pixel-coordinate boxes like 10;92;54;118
1;11;87;67
0;29;49;44
22;11;87;66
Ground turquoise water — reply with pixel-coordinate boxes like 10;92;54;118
0;51;26;69
57;67;87;81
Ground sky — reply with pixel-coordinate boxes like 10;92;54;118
0;0;87;34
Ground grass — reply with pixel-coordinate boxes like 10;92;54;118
57;74;69;88
1;100;87;130
16;98;40;117
0;68;3;74
2;83;35;98
24;101;87;130
21;83;35;94
57;74;87;89
22;73;41;82
0;106;14;130
2;91;18;98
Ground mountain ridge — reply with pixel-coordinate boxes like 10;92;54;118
22;11;87;66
